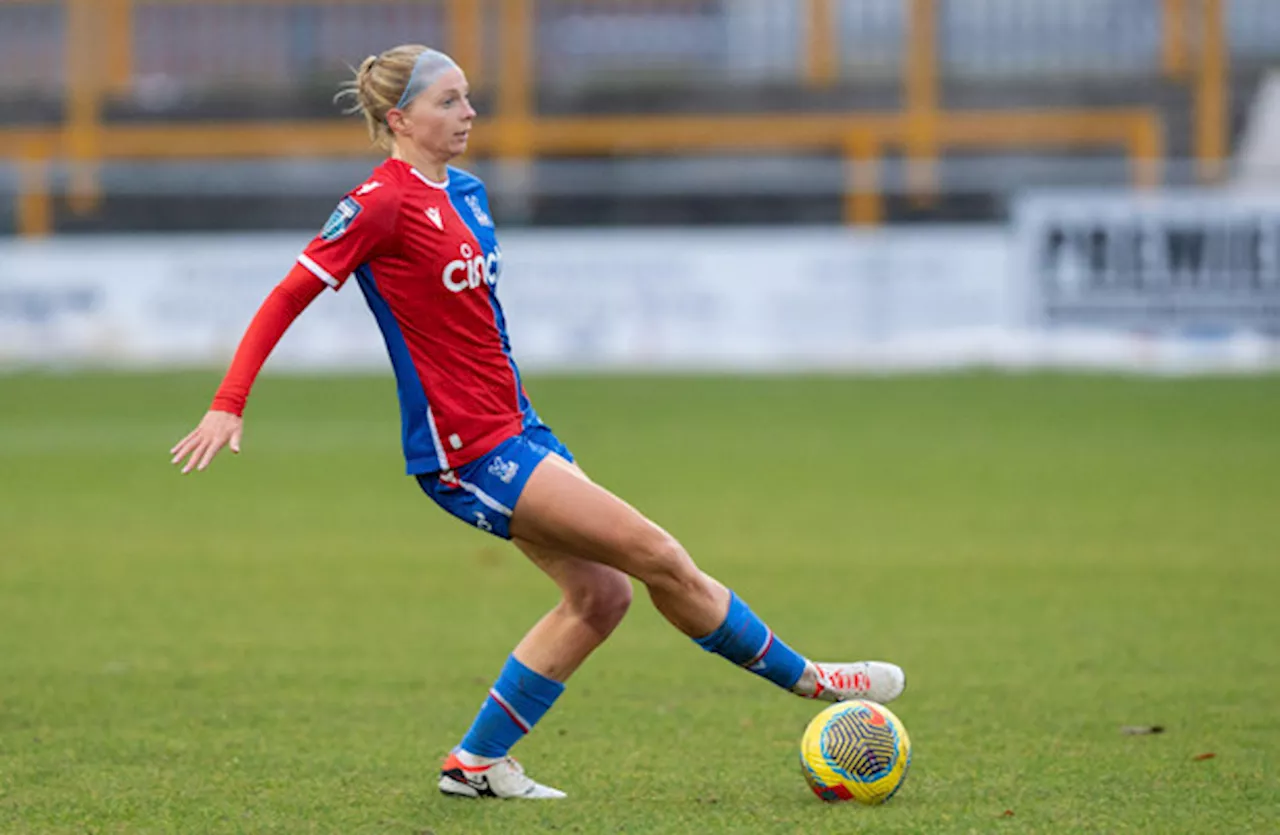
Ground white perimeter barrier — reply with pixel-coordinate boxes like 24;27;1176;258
1;221;1277;373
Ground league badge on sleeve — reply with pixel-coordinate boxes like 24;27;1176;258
321;197;363;241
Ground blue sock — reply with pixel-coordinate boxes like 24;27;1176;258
694;591;808;690
459;655;565;758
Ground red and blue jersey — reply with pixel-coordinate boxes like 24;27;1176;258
296;159;537;474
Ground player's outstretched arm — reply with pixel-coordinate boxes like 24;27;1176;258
170;410;243;474
168;265;327;474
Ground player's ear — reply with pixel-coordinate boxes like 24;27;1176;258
386;108;409;135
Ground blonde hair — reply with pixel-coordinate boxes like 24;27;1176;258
335;44;430;152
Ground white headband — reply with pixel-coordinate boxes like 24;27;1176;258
395;49;460;110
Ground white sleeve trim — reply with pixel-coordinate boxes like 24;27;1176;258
297;254;340;289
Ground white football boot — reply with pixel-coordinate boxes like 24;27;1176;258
792;661;906;704
439;749;566;800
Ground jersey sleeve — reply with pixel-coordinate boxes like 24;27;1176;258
209;263;327;416
296;183;400;291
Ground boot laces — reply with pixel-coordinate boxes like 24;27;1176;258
821;665;871;693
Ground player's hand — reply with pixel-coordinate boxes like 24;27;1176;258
169;410;243;474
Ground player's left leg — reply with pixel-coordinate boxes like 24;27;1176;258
508;454;905;704
440;532;632;800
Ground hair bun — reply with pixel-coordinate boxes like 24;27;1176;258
337;44;432;152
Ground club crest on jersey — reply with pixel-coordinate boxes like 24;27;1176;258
321;197;362;241
465;194;493;227
488;457;519;484
425;206;444;231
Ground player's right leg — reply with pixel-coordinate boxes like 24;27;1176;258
439;541;632;800
508;454;906;705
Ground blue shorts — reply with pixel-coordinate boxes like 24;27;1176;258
416;424;574;540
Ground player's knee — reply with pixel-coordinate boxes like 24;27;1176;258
587;575;634;633
631;530;699;595
564;573;632;635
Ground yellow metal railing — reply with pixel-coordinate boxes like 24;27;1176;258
904;0;940;201
0;0;1232;236
1196;0;1230;182
804;0;839;88
1162;0;1192;79
104;0;135;96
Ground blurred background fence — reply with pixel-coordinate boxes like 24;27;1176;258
3;1;1279;373
0;0;1263;234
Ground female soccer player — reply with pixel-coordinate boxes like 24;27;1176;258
169;44;905;800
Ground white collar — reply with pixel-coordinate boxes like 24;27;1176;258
408;165;449;190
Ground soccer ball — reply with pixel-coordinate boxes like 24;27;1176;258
799;699;912;804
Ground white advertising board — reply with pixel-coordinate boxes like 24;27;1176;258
0;228;1018;371
1016;190;1280;333
1;225;1276;373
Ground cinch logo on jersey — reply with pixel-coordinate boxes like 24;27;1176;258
442;242;503;293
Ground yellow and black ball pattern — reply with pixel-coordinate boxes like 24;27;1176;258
799;700;911;804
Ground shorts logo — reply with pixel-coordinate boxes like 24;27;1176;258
321;197;362;241
466;194;493;227
488;457;519;484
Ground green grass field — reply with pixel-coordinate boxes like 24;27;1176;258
2;372;1278;834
